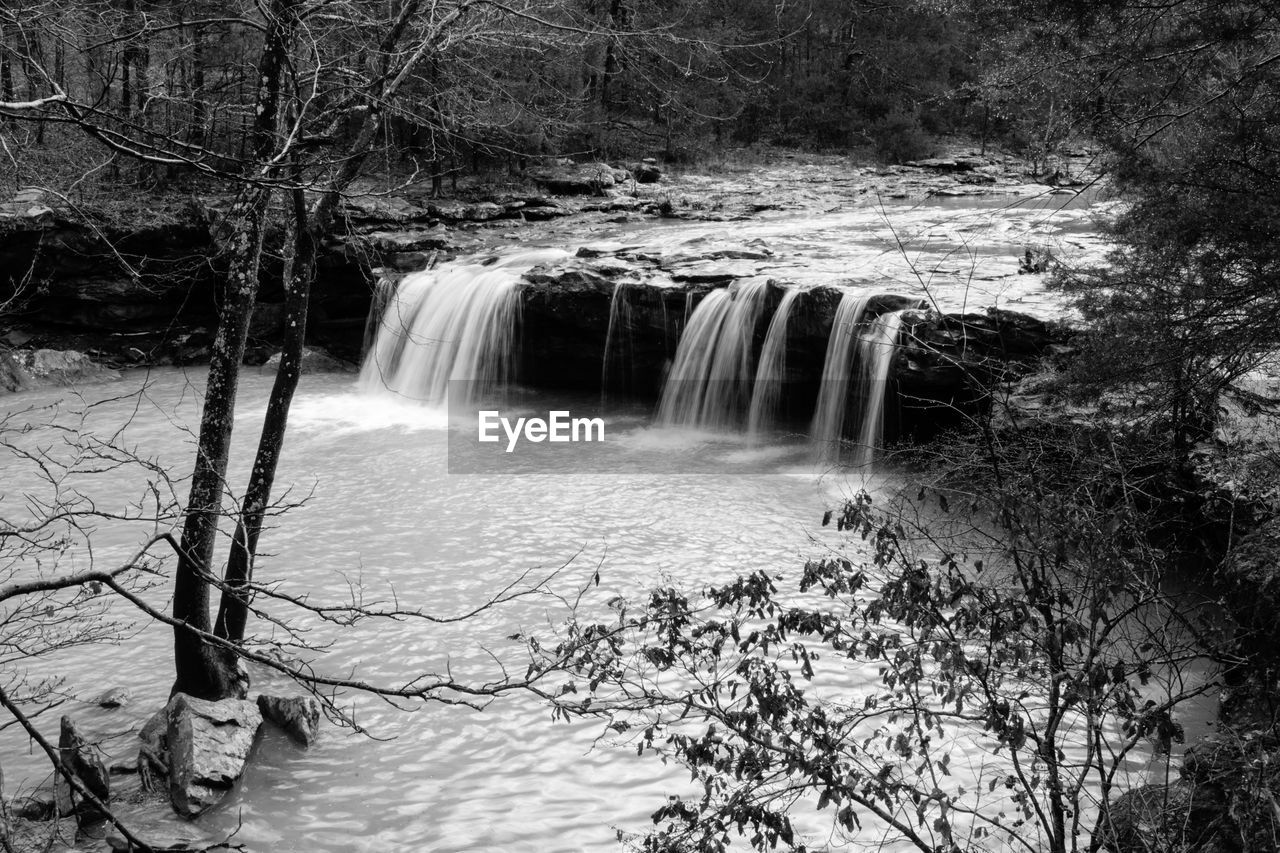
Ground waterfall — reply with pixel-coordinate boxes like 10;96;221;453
809;292;873;453
657;279;770;428
746;287;801;438
358;249;568;404
601;282;633;400
852;310;906;465
362;276;400;358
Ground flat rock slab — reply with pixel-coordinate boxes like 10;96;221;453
166;694;262;818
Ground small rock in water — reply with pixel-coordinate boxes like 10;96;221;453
13;790;56;821
257;694;322;747
95;686;132;709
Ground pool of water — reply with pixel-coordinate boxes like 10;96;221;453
0;365;1216;853
0;368;879;851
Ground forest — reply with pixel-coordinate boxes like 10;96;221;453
3;0;1280;852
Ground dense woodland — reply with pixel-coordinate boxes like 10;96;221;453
5;1;1280;852
0;0;1117;189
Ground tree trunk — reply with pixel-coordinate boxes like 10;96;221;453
172;187;272;700
0;29;14;125
216;186;315;644
172;0;297;699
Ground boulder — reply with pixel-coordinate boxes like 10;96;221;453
532;162;618;196
57;715;110;825
12;789;56;821
0;188;56;226
19;349;120;386
0;348;31;393
257;694;322;746
263;346;356;375
631;160;662;183
166;694;262;818
94;686;133;710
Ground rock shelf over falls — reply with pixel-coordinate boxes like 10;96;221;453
362;245;1069;452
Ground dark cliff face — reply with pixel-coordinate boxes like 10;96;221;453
511;262;1065;441
0;207;373;363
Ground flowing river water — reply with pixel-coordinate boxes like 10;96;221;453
1;187;1207;852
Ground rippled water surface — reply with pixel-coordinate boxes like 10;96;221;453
3;193;1208;853
2;369;880;851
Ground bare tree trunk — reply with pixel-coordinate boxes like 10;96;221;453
172;0;297;699
189;22;206;148
212;0;440;638
216;186;315;643
172;186;272;699
0;29;14;125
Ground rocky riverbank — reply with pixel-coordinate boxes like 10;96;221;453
0;143;1100;365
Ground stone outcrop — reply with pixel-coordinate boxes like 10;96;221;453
508;250;1064;441
165;694;262;818
257;694;322;746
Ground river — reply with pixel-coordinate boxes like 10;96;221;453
2;187;1190;853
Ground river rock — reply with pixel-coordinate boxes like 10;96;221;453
166;694;262;818
362;228;453;254
632;161;662;183
0;188;56;225
57;715;110;825
95;686;133;710
12;789;56;820
343;194;428;224
0;349;31;393
6;816;77;849
532;162;617;196
263;346;356;375
257;694;321;746
19;349;120;386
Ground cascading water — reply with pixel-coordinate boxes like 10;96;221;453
601;282;633;400
358;249;569;404
809;292;873;453
362;276;400;357
852;310;907;465
746;287;801;439
656;279;770;429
